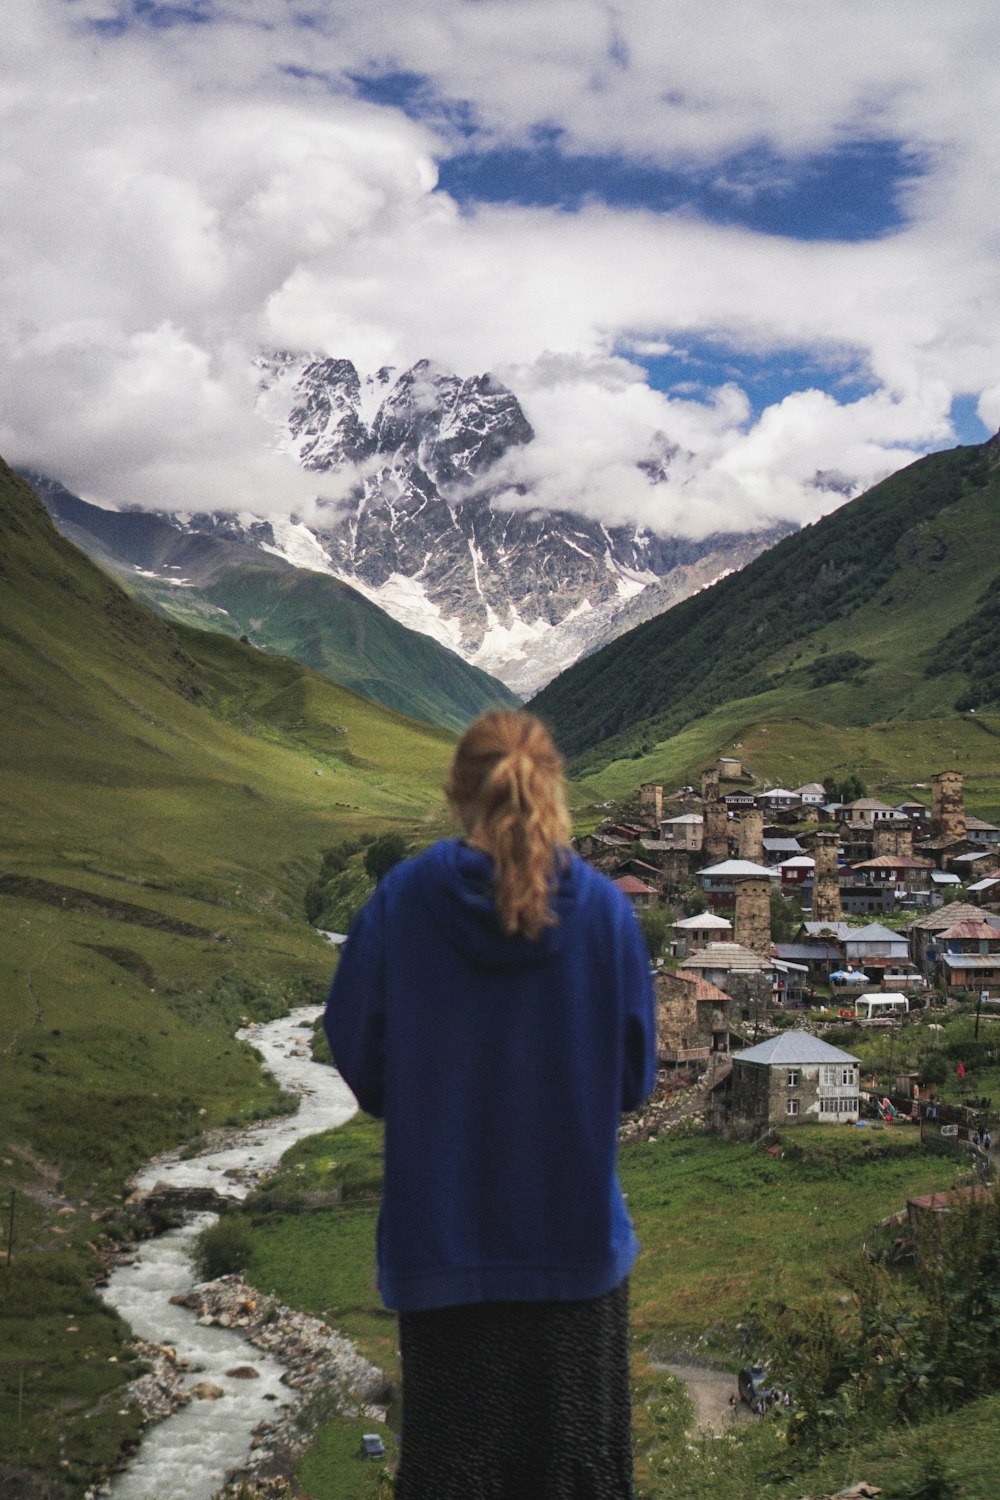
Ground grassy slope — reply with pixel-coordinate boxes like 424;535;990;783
235;1114;985;1499
535;436;1000;792
0;461;454;1489
31;471;519;733
118;559;520;734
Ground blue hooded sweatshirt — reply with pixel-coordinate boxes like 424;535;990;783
323;839;656;1313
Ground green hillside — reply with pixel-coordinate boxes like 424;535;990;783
535;435;1000;796
0;460;454;1490
28;472;519;732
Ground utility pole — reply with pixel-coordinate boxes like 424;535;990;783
6;1189;13;1266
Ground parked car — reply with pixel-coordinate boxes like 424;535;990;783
360;1433;386;1459
737;1363;782;1415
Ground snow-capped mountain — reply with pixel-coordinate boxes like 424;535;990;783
185;355;792;696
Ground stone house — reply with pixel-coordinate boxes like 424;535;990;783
658;813;704;851
671;911;733;958
681;941;775;992
728;1032;861;1127
698;857;776;908
612;874;657;910
848;854;934;902
656;969;733;1067
577;831;629;861
843;797;907;827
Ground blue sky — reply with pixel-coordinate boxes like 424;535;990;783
3;1;1000;529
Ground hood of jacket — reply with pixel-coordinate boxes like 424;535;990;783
414;838;579;972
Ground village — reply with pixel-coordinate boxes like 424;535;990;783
577;761;1000;1140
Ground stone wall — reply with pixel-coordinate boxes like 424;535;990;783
873;825;915;858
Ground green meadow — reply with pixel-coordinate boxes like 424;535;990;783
224;1106;991;1500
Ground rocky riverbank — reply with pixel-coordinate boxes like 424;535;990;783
88;1272;389;1500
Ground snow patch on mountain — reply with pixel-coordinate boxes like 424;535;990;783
245;352;795;693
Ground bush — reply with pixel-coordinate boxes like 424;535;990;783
191;1213;253;1281
363;833;409;884
764;1184;1000;1451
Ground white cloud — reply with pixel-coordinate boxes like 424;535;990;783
2;1;1000;532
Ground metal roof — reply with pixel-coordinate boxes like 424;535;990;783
734;1032;861;1065
845;923;906;942
699;859;776;878
673;912;733;929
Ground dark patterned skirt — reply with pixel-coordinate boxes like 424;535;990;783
394;1280;634;1500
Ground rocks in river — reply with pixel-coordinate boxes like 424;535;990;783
225;1365;260;1379
121;1341;193;1423
191;1273;386;1406
190;1382;226;1400
186;1272;389;1497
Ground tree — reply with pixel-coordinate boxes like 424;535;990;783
770;885;803;943
637;906;671;962
364;832;409;884
918;1050;948;1088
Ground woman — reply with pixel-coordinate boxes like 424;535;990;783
324;709;656;1498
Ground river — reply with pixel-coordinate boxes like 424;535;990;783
99;1006;358;1500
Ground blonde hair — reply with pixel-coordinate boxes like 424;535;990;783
445;710;571;941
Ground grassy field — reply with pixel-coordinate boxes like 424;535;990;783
228;1098;988;1499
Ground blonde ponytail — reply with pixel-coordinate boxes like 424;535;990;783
445;711;571;940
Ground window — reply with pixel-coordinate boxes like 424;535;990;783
820;1097;858;1114
786;1099;800;1116
787;1069;800;1086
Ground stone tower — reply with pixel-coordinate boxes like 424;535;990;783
703;801;730;865
733;875;772;956
873;824;914;859
930;770;965;843
811;831;842;923
738;808;765;863
640;782;663;825
701;766;720;804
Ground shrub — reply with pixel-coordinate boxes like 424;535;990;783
764;1184;1000;1451
192;1212;253;1281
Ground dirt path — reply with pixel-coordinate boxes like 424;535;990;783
660;1362;740;1435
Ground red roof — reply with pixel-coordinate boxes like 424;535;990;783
669;970;732;1002
614;875;656;895
938;921;1000;940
